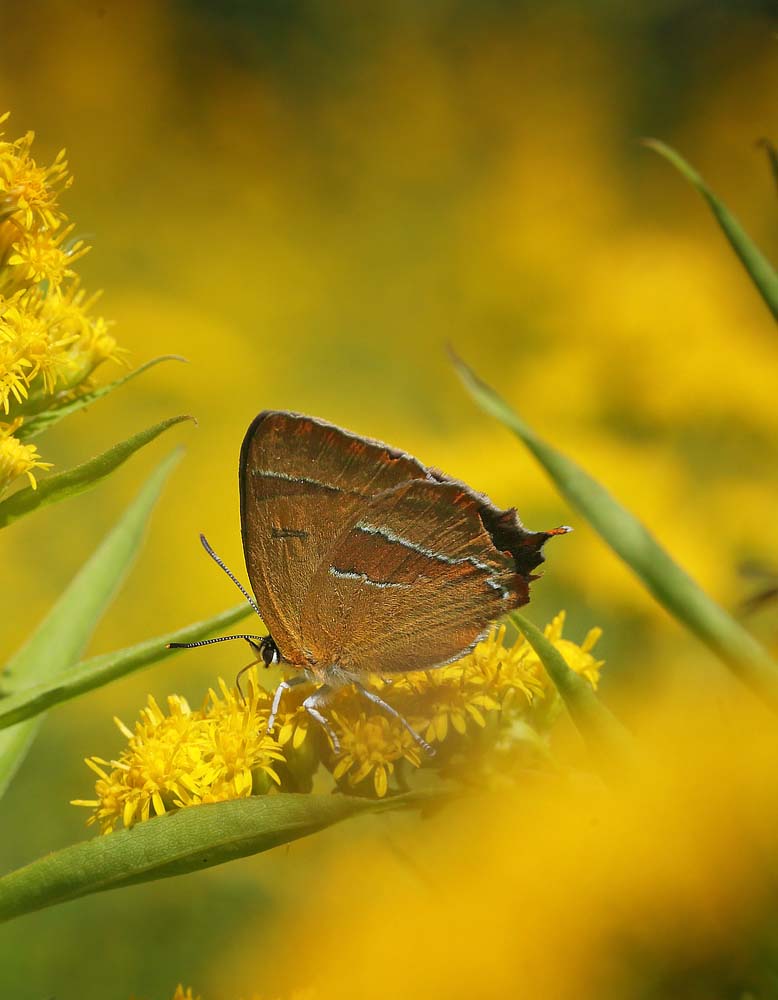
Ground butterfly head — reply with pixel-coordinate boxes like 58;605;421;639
248;634;281;667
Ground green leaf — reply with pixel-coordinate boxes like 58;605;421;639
0;451;181;799
0;792;434;923
453;353;778;708
645;139;778;322
0;604;255;731
0;414;193;529
16;356;187;441
510;612;633;769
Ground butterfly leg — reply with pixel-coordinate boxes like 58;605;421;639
267;673;309;735
236;650;261;703
301;685;342;754
354;682;435;757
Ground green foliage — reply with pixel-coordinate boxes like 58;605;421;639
15;356;186;440
0;792;434;922
0;604;254;731
0;415;193;529
0;452;180;799
510;612;633;771
645;139;778;322
452;352;778;708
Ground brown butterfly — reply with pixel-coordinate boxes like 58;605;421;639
170;411;569;753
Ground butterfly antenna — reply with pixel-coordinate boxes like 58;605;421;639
198;532;261;617
168;634;266;651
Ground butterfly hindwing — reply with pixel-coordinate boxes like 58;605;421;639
300;477;540;674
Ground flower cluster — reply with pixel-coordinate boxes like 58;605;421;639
0;114;121;496
74;612;603;832
165;987;315;1000
72;673;283;834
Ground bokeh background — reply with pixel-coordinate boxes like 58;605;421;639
1;1;778;996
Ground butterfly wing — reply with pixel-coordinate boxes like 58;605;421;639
239;410;430;665
299;476;554;674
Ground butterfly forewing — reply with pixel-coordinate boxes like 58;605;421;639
239;411;430;664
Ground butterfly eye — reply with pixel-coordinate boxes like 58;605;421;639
261;639;280;667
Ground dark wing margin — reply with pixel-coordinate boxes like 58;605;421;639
427;466;570;582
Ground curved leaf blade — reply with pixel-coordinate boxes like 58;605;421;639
0;792;432;923
453;352;778;708
511;612;633;770
0;451;181;798
0;604;255;731
16;356;187;440
645;139;778;322
0;414;193;529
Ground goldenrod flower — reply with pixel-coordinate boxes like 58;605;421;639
0;114;121;493
273;678;316;751
329;710;423;797
194;674;284;801
162;988;315;1000
529;610;604;691
6;224;88;290
0;417;51;494
0;121;70;233
0;284;121;412
393;664;501;744
76;618;605;824
72;672;285;833
463;623;546;710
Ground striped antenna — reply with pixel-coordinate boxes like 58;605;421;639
198;532;260;617
166;535;266;653
168;633;265;651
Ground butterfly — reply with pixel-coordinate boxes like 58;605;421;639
170;410;569;753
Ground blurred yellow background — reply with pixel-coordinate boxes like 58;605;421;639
1;1;777;997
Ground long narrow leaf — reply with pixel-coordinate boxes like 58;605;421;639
0;451;181;798
0;604;255;731
0;791;433;923
16;356;186;440
0;414;193;529
645;139;778;322
511;612;633;769
453;353;778;708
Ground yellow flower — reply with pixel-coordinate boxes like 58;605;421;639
0;323;33;412
161;989;315;1000
0;114;121;485
0;417;51;494
329;710;422;798
0;290;79;406
170;988;200;1000
462;623;545;708
72;670;285;833
0;283;120;414
6;224;88;291
0;121;70;233
391;663;501;745
40;282;121;378
529;610;604;691
273;677;316;750
76;619;605;824
195;674;284;800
